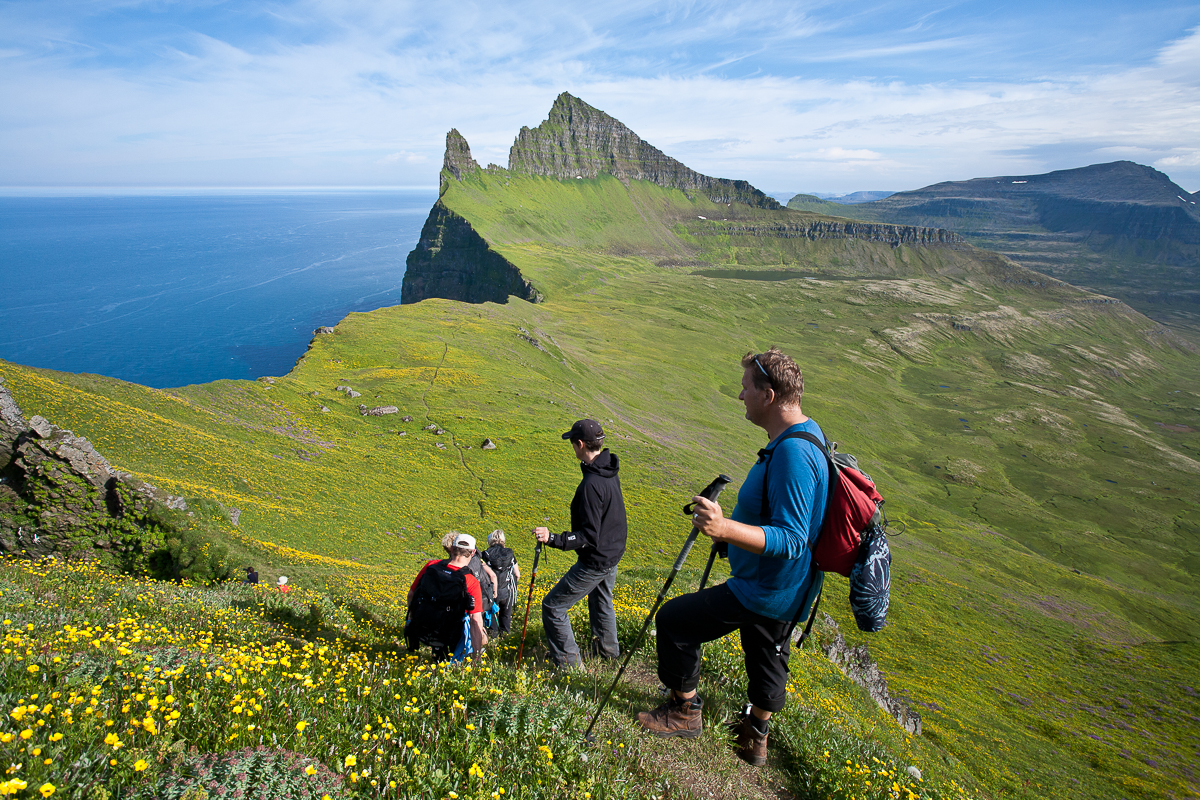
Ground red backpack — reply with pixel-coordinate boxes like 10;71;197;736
759;430;883;576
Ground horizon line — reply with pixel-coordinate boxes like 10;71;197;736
0;185;441;197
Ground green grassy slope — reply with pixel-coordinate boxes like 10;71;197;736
2;172;1198;799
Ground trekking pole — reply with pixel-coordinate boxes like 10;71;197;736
582;473;732;743
516;541;543;664
696;541;728;591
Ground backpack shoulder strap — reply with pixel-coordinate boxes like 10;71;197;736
759;429;834;524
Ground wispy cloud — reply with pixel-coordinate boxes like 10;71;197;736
1;2;1198;192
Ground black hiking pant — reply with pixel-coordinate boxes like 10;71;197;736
494;596;514;635
655;583;793;713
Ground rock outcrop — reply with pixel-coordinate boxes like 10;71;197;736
819;613;923;735
359;405;399;416
507;93;780;209
401;201;542;305
0;377;188;561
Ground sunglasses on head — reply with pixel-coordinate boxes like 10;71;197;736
754;356;772;385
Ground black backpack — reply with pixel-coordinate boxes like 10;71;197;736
482;545;518;603
406;560;471;653
467;553;495;609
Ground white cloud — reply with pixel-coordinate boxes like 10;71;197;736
1156;151;1200;169
791;147;884;162
378;152;428;165
0;3;1198;192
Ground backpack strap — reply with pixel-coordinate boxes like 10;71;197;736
758;430;834;527
416;558;453;588
756;430;831;655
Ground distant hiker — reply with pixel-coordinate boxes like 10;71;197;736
277;575;291;593
481;529;521;635
406;532;488;659
534;419;628;668
441;530;500;626
243;566;259;585
636;347;828;766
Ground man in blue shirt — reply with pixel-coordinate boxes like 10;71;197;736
637;347;828;766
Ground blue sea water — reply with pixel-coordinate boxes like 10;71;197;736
0;191;438;388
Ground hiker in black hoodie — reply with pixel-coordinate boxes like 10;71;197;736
534;419;628;668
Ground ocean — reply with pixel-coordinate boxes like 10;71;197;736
0;190;438;388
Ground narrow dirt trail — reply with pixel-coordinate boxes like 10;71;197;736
421;340;489;518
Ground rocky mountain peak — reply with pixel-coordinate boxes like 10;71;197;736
442;128;480;187
506;92;779;209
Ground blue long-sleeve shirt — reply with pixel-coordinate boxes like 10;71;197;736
727;419;829;622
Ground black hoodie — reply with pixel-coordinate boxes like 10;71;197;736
547;449;628;570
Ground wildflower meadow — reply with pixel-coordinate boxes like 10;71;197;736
0;555;985;800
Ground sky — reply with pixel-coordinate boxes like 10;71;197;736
2;0;1199;195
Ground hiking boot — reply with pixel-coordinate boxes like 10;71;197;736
636;693;703;738
729;712;769;766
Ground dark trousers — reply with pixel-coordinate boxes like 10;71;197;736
542;562;620;666
655;583;793;713
493;597;514;635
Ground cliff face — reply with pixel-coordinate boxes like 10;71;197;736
692;219;964;247
401;201;541;305
507;92;780;209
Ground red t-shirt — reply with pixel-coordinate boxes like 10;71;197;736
410;560;482;614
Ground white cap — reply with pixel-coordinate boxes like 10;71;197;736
454;533;477;550
277;575;288;585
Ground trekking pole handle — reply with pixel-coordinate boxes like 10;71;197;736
675;474;732;571
681;473;733;516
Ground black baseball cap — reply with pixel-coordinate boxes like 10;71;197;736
562;419;604;441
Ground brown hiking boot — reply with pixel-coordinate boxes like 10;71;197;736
730;712;769;766
636;693;703;738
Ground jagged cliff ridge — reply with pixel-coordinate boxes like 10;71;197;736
401;93;958;306
508;92;780;209
402;130;541;305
